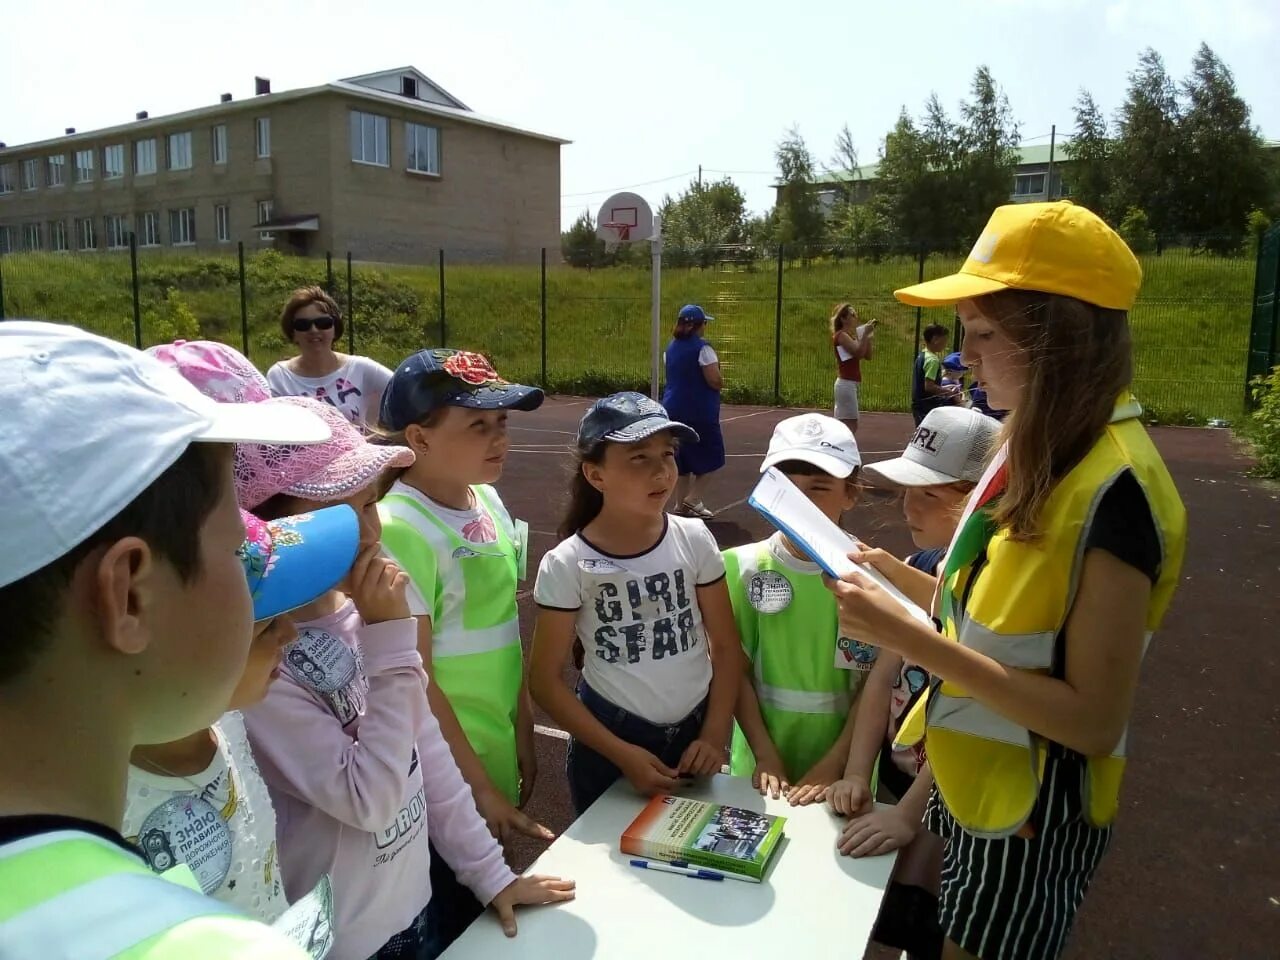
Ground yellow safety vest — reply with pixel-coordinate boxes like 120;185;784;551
896;397;1186;837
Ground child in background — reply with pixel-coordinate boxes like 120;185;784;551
376;348;554;956
827;406;999;960
124;505;360;925
0;321;327;958
529;393;741;815
238;402;573;960
941;352;970;407
727;414;870;804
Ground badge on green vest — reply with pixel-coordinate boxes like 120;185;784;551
835;635;878;672
747;569;793;613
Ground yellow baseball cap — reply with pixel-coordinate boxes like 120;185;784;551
894;201;1143;311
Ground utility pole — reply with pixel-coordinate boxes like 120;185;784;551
697;164;702;189
1046;125;1056;200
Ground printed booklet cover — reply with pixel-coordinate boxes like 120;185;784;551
620;795;786;882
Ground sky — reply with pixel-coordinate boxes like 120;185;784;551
3;0;1277;229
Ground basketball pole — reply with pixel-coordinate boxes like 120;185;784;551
650;213;663;401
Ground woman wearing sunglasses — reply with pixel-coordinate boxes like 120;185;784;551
266;286;394;431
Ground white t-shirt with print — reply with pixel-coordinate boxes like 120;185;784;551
266;355;394;430
123;711;286;923
535;514;725;724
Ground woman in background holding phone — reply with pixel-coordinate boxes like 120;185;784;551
266;285;394;432
831;303;875;435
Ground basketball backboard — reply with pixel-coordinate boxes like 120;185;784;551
597;192;654;248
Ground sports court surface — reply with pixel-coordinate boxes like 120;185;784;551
496;397;1276;959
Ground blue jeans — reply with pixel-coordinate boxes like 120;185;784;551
567;680;707;815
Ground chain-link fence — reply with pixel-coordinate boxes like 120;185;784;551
0;238;1254;422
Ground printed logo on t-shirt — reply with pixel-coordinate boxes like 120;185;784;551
137;792;234;894
462;513;497;543
310;378;363;424
284;628;367;725
587;567;702;664
835;635;878;672
579;557;624;575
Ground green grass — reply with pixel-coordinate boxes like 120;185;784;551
0;246;1255;423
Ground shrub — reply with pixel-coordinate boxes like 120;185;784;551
1246;366;1280;479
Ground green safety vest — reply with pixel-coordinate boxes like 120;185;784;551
0;829;309;958
379;485;524;805
724;539;872;782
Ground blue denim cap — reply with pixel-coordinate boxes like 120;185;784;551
380;348;544;430
577;392;699;449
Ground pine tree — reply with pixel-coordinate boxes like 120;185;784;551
1063;89;1112;218
958;66;1021;238
774;127;825;252
1111;48;1182;237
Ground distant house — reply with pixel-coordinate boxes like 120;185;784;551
0;67;568;263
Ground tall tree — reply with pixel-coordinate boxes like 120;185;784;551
828;123;862;203
872;108;939;247
774;126;825;251
1178;42;1268;249
560;210;609;269
1111;47;1182;236
958;66;1022;237
658;177;748;267
1062;89;1112;217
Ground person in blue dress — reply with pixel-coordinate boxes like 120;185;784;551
662;304;725;518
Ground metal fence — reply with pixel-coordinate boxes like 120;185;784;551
0;237;1256;423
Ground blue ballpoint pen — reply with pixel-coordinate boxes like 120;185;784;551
628;858;725;881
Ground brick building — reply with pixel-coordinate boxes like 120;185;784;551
0;67;566;263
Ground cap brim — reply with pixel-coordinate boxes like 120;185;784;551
894;271;1011;307
759;448;859;479
604;417;700;445
251;505;360;620
448;383;545;412
284;444;416;502
862;456;960;487
199;397;331;445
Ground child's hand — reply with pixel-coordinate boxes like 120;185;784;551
752;753;789;800
788;755;845;806
827;777;873;817
837;806;917;858
348;548;411;625
490;874;576;937
676;738;725;778
619;745;682;796
848;545;900;576
475;788;555;855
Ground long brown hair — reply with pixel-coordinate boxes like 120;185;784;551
975;289;1131;541
280;286;343;343
830;302;857;334
558;443;608;541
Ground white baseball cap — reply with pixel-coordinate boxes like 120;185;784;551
760;414;862;478
0;321;331;589
863;407;1001;487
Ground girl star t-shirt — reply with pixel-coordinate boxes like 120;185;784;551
534;514;725;724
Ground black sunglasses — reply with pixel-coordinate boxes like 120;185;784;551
292;315;336;332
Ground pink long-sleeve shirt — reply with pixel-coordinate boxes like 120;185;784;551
243;599;516;960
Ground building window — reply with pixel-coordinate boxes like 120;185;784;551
105;215;130;250
406;122;440;175
0;225;15;254
47;155;66;187
256;200;274;241
76;217;96;250
21;159;39;190
168;132;193;171
350;111;389;166
23;223;43;251
256;118;271;158
49;220;68;252
139;211;161;247
0;164;13;194
1013;172;1046;197
169;207;196;245
135;138;157;176
75;149;95;182
212;124;228;164
103;144;125;179
215;204;230;242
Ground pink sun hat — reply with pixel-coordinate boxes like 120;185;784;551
145;339;272;403
235;396;415;509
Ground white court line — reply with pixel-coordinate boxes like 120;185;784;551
535;723;570;741
509;425;575;436
720;409;777;424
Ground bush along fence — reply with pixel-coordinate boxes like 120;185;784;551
0;237;1257;424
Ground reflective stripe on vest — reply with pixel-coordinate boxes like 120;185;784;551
913;398;1185;837
0;867;233;960
753;678;852;714
434;619;521;658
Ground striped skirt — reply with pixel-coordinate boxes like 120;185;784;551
924;752;1112;960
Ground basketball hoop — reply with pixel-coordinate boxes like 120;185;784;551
600;221;632;252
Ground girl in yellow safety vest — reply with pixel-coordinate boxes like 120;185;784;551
824;201;1187;960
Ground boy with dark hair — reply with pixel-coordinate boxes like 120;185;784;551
0;321;329;958
911;324;960;425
